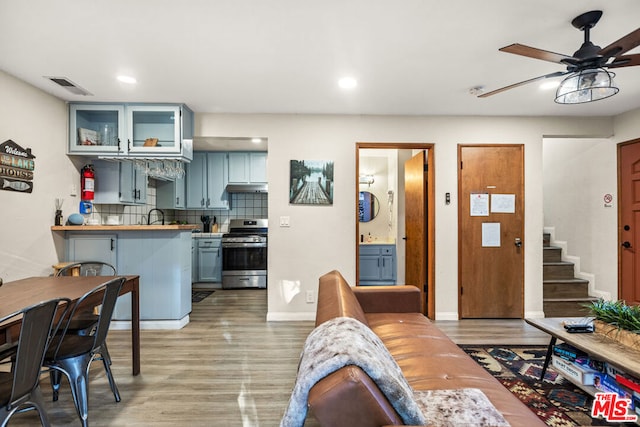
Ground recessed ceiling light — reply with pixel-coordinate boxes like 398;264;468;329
251;138;262;144
338;77;358;89
540;80;560;90
117;75;137;84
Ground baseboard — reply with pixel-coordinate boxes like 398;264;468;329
525;310;545;319
266;311;316;322
110;315;190;330
435;311;459;321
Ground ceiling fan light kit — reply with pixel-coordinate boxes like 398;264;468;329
555;68;619;104
480;10;640;103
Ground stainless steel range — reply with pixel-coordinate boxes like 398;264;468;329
221;219;268;289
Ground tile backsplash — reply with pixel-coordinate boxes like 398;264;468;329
92;180;268;228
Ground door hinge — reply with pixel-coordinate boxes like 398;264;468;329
424;164;428;172
460;286;463;295
460;161;463;169
423;284;427;292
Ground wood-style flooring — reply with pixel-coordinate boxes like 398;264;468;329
6;289;550;426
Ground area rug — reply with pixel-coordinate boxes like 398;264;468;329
460;345;615;427
191;290;214;303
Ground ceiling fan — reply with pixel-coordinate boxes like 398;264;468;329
479;10;640;101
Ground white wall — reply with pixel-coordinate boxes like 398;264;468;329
543;138;618;299
196;113;616;320
0;70;76;281
3;70;635;320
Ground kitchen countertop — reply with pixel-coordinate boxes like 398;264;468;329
360;240;396;245
51;225;199;231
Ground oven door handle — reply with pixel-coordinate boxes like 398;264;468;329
222;242;267;248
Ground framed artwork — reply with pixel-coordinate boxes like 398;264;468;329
289;160;334;205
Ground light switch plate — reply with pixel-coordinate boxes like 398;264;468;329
280;216;290;227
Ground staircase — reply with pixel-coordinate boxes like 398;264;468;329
543;233;598;317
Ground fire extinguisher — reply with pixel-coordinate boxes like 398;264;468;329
81;164;95;201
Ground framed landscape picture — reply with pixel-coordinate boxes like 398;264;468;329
289;159;334;205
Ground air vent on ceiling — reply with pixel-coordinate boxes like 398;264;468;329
44;76;93;96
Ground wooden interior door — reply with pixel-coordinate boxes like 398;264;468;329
619;139;640;305
404;151;427;314
458;145;524;318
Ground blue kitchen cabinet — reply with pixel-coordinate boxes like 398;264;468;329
66;234;117;267
69;104;125;155
359;244;397;285
228;152;267;183
93;160;147;205
69;103;193;160
186;152;229;210
197;237;222;282
156;175;186;209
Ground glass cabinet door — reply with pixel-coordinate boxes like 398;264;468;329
126;105;181;154
69;104;125;154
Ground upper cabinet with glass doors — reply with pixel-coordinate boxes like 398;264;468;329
68;103;193;159
69;104;125;154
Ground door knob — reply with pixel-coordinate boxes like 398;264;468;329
514;237;522;248
622;241;632;249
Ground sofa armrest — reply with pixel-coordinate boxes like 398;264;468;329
353;285;421;313
308;366;403;426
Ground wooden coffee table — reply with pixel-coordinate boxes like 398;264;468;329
525;317;640;384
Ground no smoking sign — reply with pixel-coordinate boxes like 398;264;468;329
604;193;613;207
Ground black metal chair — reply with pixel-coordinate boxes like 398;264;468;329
55;261;117;366
0;298;68;427
44;277;125;427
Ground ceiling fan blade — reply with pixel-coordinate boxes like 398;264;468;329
500;43;575;64
478;71;568;98
607;53;640;69
599;28;640;58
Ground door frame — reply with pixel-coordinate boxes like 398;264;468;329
355;142;436;318
618;137;640;302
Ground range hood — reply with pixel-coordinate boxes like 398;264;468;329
225;183;268;193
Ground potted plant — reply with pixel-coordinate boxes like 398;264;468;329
585;299;640;349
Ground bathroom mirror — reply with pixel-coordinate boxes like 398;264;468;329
359;191;380;222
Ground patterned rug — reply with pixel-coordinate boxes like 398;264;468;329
191;290;214;303
460;345;620;427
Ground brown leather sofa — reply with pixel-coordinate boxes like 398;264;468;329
306;270;545;427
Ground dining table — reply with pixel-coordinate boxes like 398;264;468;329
0;274;140;375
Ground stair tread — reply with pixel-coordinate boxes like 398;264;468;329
543;297;599;302
543;278;589;284
543;261;575;266
543;246;562;250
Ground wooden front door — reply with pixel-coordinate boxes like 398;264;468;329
458;145;524;318
619;139;640;305
404;151;427;315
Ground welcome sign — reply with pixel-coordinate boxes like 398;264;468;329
0;139;36;193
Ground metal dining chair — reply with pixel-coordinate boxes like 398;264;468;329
0;298;69;427
44;277;125;427
55;261;117;366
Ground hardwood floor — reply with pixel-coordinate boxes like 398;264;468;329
6;289;550;426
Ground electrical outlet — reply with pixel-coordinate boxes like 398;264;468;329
305;290;315;303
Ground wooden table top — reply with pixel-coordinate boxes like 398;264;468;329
0;275;136;319
526;317;640;378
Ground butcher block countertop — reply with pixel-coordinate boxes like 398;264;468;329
51;224;198;231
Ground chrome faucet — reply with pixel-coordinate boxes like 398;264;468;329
147;208;165;225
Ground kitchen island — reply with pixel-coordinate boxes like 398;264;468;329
51;224;197;329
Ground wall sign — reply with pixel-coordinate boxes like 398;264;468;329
0;139;36;193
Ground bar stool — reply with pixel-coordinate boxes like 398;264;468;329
52;262;81;277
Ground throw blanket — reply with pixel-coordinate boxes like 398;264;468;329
280;316;426;427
